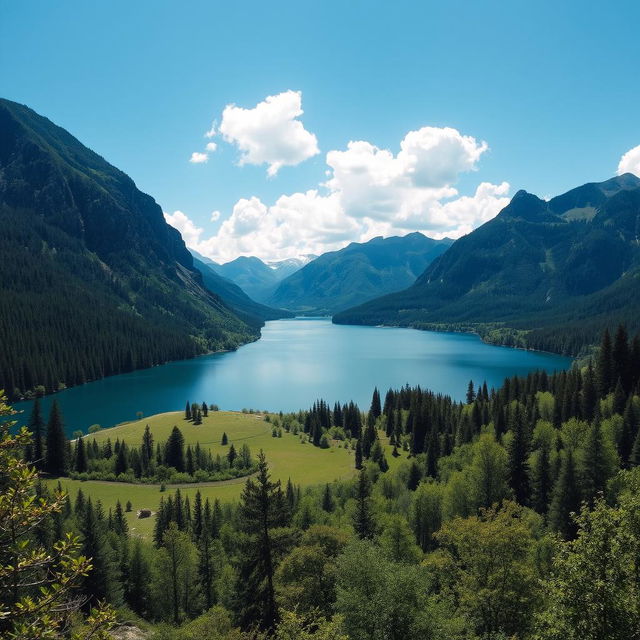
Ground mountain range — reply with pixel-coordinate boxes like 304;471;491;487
334;174;640;355
266;233;453;314
0;98;261;398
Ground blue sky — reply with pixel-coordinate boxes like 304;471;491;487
2;1;639;262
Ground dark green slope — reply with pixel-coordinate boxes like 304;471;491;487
334;175;640;355
192;257;293;324
267;232;453;314
0;98;257;399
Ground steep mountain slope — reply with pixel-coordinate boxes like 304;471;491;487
334;175;640;355
0;98;257;399
267;233;453;314
191;257;293;323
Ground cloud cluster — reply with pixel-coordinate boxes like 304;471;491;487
217;90;320;176
169;121;511;263
618;144;640;177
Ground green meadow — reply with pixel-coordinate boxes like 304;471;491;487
47;410;365;538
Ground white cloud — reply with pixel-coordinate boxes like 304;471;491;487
210;210;221;222
618;144;640;176
189;152;208;164
205;142;217;152
205;122;216;138
218;90;319;176
170;125;510;262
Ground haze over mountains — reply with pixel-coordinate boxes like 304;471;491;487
335;174;640;355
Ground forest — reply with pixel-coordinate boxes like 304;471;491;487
2;325;640;639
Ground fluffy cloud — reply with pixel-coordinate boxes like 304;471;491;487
163;210;203;247
618;144;640;176
205;142;217;152
167;125;510;262
210;210;221;222
189;152;208;164
217;90;320;176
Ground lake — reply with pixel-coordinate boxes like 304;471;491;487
14;318;572;436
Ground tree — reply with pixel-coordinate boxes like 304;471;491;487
581;420;611;505
75;436;88;473
126;539;152;618
536;497;640;640
406;460;422;491
597;329;614;397
185;401;191;420
369;387;381;420
0;394;115;639
507;404;530;505
197;523;219;610
354;439;363;470
27;397;45;469
165;426;185;472
45;400;67;475
468;433;510;510
221;432;228;446
234;451;291;631
434;502;538;639
114;441;128;475
549;450;582;539
321;483;334;513
532;438;553;516
411;481;443;552
352;471;375;539
227;443;237;468
379;514;422;563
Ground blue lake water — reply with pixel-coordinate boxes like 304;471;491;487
14;318;572;437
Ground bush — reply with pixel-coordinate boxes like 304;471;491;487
319;434;331;449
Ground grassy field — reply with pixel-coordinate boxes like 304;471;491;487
47;410;360;538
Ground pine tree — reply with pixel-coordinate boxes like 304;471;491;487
165;426;185;472
612;324;630;391
185;401;191;420
192;490;203;539
321;483;334;512
221;432;228;446
581;420;609;505
112;500;128;537
227;443;237;468
354;439;363;470
407;460;422;491
549;450;582;540
141;425;153;473
45;400;67;475
127;539;151;617
28;397;45;469
114;441;128;475
507;405;530;505
197;522;217;610
466;380;476;404
596;329;614;397
353;470;375;539
531;440;552;516
74;436;88;473
235;451;290;631
581;362;597;421
619;398;636;466
370;387;381;420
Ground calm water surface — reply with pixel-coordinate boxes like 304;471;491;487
15;318;572;436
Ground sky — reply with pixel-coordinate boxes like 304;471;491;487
2;0;640;263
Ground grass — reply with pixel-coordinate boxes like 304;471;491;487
47;410;360;538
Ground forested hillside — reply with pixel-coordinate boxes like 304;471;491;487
335;175;640;355
0;99;257;400
268;233;452;314
5;325;640;638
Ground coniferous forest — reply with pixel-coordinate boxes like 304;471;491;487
3;326;640;639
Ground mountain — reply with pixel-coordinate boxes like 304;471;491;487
191;257;293;323
0;98;259;399
210;255;312;302
266;233;453;314
334;174;640;355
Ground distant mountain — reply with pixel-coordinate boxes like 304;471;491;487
334;175;640;355
0;98;258;399
210;255;313;302
267;233;454;314
191;257;293;323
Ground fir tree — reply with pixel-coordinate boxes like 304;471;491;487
321;483;334;512
165;426;185;472
227;443;237;468
407;460;422;491
532;439;552;516
370;387;381;420
353;470;375;539
28;397;45;469
74;437;88;473
507;405;530;505
549;450;582;540
581;420;609;505
596;329;614;397
354;439;363;470
127;539;151;617
221;432;228;446
112;500;128;538
198;522;217;610
44;400;67;476
185;401;191;420
235;451;290;631
114;441;128;475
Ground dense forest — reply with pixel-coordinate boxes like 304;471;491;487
2;325;640;639
0;98;258;402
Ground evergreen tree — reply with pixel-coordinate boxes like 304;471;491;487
112;500;128;538
185;401;191;420
141;425;153;473
74;437;88;473
165;426;185;472
370;387;381;420
321;483;334;512
234;451;290;631
197;522;217;610
549;450;582;540
354;439;363;470
28;397;45;469
114;441;128;475
45;400;67;475
192;490;203;539
353;470;375;539
596;329;614;397
221;432;228;446
532;440;552;516
507;405;530;505
612;324;630;391
466;380;476;404
581;420;609;505
407;460;422;491
227;443;237;468
127;539;151;617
